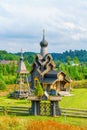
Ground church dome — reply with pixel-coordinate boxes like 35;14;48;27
40;39;48;47
40;30;48;47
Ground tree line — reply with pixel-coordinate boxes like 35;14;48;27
0;49;87;63
0;49;87;90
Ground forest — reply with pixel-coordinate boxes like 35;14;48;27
0;49;87;62
0;49;87;89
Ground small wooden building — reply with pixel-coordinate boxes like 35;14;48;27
10;50;29;98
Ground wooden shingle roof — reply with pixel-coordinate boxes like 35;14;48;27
17;52;29;74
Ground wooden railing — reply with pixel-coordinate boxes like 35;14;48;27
0;106;31;115
0;106;87;118
61;108;87;118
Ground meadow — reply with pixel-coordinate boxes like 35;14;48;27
0;84;87;109
0;83;87;129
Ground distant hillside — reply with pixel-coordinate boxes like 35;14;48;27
51;50;87;62
22;50;87;63
0;50;87;63
0;50;19;60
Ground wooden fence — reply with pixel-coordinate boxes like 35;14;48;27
61;108;87;118
0;106;87;118
0;106;31;115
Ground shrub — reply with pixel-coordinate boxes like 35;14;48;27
26;120;85;130
0;79;6;90
34;80;44;97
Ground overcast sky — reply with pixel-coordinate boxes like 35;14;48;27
0;0;87;53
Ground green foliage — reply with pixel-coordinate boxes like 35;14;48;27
0;50;19;60
0;79;6;90
0;49;87;81
5;75;16;84
57;63;87;80
34;80;44;97
51;50;87;62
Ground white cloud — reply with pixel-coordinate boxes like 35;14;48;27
0;0;87;52
71;33;82;41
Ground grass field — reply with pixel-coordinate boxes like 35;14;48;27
0;87;87;109
60;88;87;109
0;95;29;106
0;84;87;129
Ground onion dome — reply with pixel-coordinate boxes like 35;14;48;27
40;30;48;47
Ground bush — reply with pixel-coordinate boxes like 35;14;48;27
71;80;87;88
0;79;6;90
34;80;44;97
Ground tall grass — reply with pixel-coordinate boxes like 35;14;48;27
0;116;86;130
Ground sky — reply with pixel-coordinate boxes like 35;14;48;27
0;0;87;53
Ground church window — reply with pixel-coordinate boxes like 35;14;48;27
34;77;38;87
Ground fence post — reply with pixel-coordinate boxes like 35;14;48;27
3;106;8;115
50;101;61;116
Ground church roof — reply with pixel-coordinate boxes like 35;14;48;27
17;50;29;74
41;70;69;84
40;30;48;47
41;78;57;83
45;70;65;78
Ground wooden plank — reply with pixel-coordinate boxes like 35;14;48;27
61;112;87;116
61;108;87;112
61;113;87;118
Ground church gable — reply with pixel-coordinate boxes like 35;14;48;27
31;53;56;77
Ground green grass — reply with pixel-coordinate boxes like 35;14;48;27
0;88;87;109
0;88;87;128
60;88;87;109
0;96;30;106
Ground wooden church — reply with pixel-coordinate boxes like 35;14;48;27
29;30;70;95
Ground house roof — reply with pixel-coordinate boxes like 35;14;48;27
0;60;18;65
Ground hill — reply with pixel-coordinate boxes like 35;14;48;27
51;50;87;62
21;50;87;63
0;49;87;63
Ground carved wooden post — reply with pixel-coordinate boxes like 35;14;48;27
32;100;40;116
50;101;61;116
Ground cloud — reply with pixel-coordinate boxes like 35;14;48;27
0;0;87;53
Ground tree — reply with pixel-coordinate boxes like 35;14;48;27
73;57;79;64
0;79;6;90
66;56;72;64
34;80;44;97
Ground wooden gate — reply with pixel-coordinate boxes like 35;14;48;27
40;102;50;116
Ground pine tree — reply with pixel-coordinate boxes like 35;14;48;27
34;80;44;97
